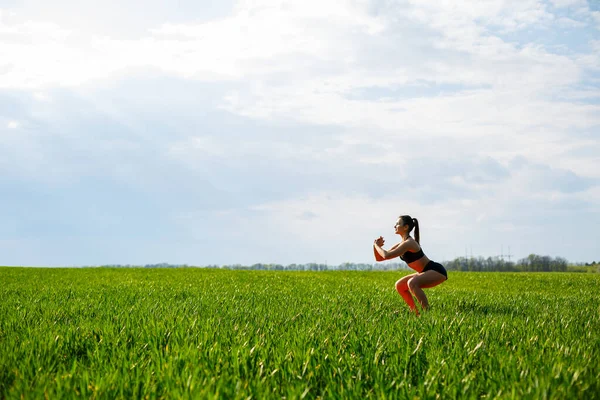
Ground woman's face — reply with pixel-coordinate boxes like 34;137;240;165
394;218;405;235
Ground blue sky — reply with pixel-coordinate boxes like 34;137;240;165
1;0;599;266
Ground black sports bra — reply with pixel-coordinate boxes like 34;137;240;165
400;248;425;263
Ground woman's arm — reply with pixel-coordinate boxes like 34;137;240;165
389;242;402;251
374;241;402;262
373;240;411;260
373;236;385;261
373;245;385;261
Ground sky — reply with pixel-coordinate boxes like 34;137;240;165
1;0;599;267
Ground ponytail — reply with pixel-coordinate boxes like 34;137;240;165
399;215;421;243
412;218;420;244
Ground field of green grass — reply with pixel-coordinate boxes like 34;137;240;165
1;268;599;399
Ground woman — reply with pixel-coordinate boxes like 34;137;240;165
373;215;447;314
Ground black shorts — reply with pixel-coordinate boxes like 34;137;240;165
423;261;448;279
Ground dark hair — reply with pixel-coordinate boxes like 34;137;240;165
400;215;420;243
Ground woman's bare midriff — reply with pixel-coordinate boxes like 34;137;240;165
408;256;430;273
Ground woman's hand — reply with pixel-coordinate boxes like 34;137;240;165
373;236;386;261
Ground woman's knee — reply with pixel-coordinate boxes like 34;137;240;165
395;279;407;293
407;277;420;293
395;277;412;293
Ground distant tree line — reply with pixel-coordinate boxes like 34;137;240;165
216;262;407;271
89;255;598;272
92;262;407;271
444;254;569;272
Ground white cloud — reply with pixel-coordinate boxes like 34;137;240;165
592;11;600;28
555;16;587;28
172;191;460;264
406;0;554;33
0;0;588;99
5;0;589;185
0;0;385;88
1;0;599;264
32;92;51;102
1;1;595;168
574;39;600;71
7;120;19;129
549;0;587;8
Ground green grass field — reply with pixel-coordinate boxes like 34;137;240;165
1;268;599;399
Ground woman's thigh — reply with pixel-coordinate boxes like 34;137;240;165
396;272;420;290
409;270;446;289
